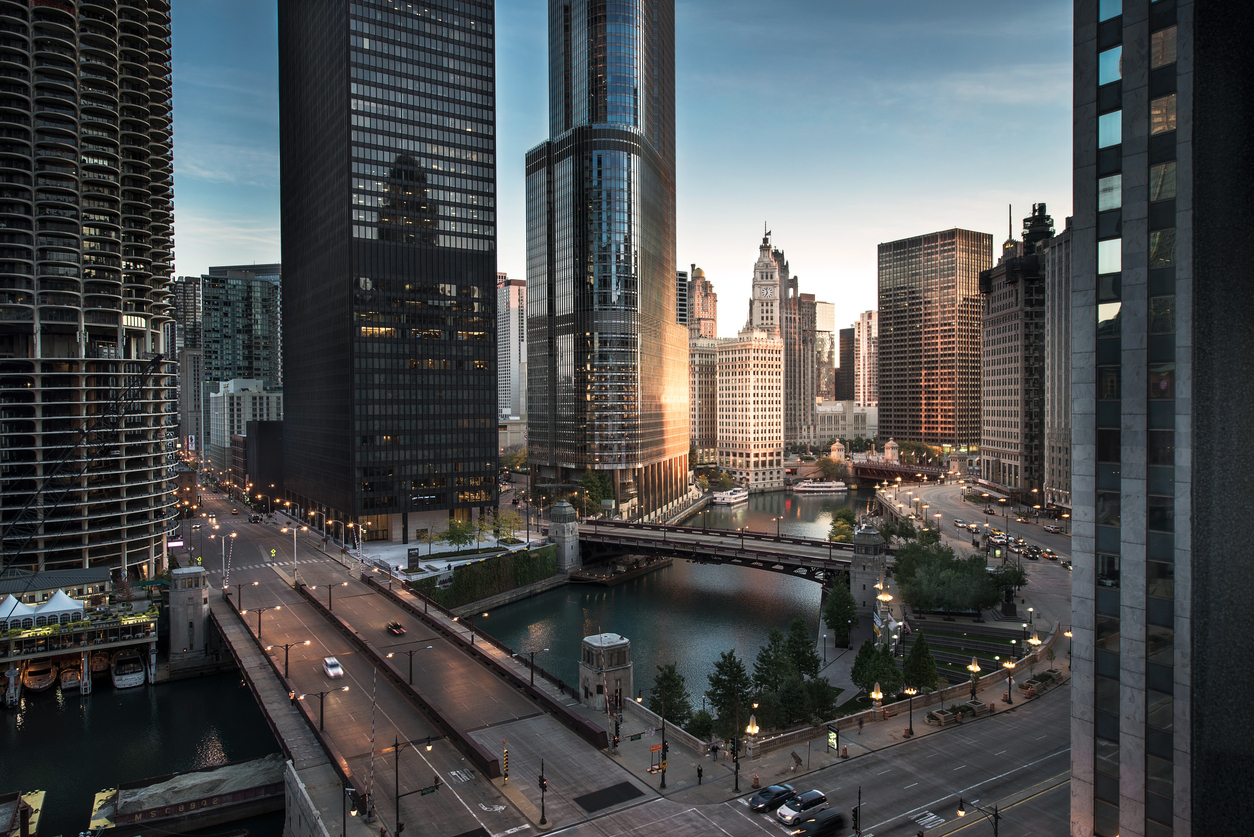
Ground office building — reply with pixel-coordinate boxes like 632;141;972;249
688;265;717;339
783;288;818;445
877;228;991;448
854;310;878;407
814;301;836;402
834;326;855;401
1043;218;1072;516
816;400;877;444
0;0;177;578
497;272;525;419
1071;2;1254;834
279;0;498;544
526;0;688;519
689;336;717;467
206;380;283;477
676;268;690;328
208;263;283;385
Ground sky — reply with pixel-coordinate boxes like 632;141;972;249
170;0;1073;339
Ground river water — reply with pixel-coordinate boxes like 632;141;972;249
0;673;281;837
487;488;874;708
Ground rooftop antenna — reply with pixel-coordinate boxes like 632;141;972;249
1008;204;1012;240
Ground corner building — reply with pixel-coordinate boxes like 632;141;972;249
0;0;177;578
526;0;688;519
1071;2;1254;834
279;0;498;545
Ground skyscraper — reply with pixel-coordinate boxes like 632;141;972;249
853;310;878;407
1071;2;1254;835
497;272;526;419
0;0;177;578
877;229;990;448
688;265;717;339
1042;219;1072;516
833;327;855;402
279;0;497;545
526;0;687;519
675;268;690;328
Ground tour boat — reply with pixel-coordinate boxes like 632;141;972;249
712;487;749;505
59;660;82;693
791;480;848;494
22;659;58;693
90;650;112;678
111;650;146;689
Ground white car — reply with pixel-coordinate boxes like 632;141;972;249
322;657;344;679
777;790;828;825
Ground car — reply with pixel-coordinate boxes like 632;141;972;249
1015;516;1030;523
777;790;828;825
1043;524;1062;534
1061;559;1073;570
983;507;996;515
967;523;980;533
990;528;1004;536
795;809;847;837
748;783;796;813
191;523;201;530
322;657;344;679
386;621;406;636
231;508;239;515
1042;549;1059;560
953;518;966;528
1024;549;1039;560
249;514;262;523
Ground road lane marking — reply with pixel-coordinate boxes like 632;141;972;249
994;750;1006;755
1037;734;1047;739
904;783;918;789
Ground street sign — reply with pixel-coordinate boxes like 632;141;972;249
630;734;642;741
420;787;437;796
650;744;662;753
660;760;667;770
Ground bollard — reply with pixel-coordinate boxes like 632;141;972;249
841;746;848;759
752;775;760;789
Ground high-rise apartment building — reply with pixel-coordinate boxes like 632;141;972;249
0;0;177;578
877;229;990;448
978;204;1052;499
206;379;283;475
833;327;855;401
688;265;717;339
526;0;688;519
279;0;498;544
853;310;878;407
497;272;525;418
689;336;717;467
1072;3;1254;835
1043;218;1072;516
783;290;818;445
209;263;282;386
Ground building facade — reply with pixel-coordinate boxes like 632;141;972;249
525;0;688;520
815;400;877;445
1071;2;1254;835
0;0;177;579
833;326;855;401
675;268;689;328
814;301;836;402
206;380;283;476
877;228;990;448
497;272;526;419
208;263;282;386
688;336;717;467
853;310;878;406
688;265;717;339
978;204;1052;500
1043;218;1072;515
279;0;498;545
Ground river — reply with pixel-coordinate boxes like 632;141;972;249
486;488;874;709
0;672;281;837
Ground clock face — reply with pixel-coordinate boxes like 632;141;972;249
759;286;776;299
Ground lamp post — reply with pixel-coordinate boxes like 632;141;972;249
228;580;258;607
903;685;917;735
1062;512;1070;534
1002;658;1015;704
539;758;548;826
242;604;281;640
933;512;942;532
210;530;237;573
310;581;349;612
387;646;433;685
454;611;489;645
256;493;272;515
265;639;310;678
956;797;1000;836
999;497;1008;529
282;524;309;587
1064;627;1073;661
773;516;781;537
659;696;667;789
967;656;982;701
343;783;356;836
821;634;826;665
300;685;349;731
527;648;549;686
870;681;883;719
733;698;740;793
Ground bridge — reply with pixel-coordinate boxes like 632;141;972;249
849;460;947;483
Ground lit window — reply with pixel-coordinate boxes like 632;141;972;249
1150;94;1177;135
1098;239;1122;274
1151;26;1177;68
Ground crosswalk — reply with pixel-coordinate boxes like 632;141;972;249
207;557;328;575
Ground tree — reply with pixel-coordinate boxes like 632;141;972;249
816;456;842;481
705;649;753;736
829;520;853;542
849;639;879;695
753;629;792;693
902;633;941;693
822;580;859;647
648;662;694;729
495;509;523;540
696;474;710;492
801;676;841;723
473;514;495;548
441;519;475;550
784;617;821;679
688;709;714;740
872;644;904;697
579;469;613;513
778;673;809;725
712;472;736;491
418;527;441;555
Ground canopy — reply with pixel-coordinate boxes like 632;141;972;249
0;594;35;624
35;589;84;622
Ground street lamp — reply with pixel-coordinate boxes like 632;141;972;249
956;797;1000;836
1002;658;1015;704
300;686;349;731
343;783;357;835
227;579;258;606
281;524;309;587
903;685;917;735
821;634;826;665
934;512;942;531
773;516;781;537
870;681;883;717
265;639;310;678
310;581;349;612
453;611;489;645
1061;512;1070;533
387;646;434;685
967;656;982;701
526;648;549;686
241;604;281;640
1064;627;1073;661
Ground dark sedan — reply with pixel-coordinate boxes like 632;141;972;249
748;783;796;813
386;621;406;636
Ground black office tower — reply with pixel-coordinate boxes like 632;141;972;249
525;0;688;519
1071;2;1254;835
279;0;497;544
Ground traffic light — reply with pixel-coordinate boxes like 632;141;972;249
612;734;619;748
540;776;548;792
662;741;669;757
851;806;859;829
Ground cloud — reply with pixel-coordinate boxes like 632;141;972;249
174;140;279;189
172;210;280;278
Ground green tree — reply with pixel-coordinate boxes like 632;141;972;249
816;456;842;481
829;520;853;542
778;673;809;725
712;472;736;491
495;509;523;540
872;644;904;697
849;639;880;695
688;709;714;740
822;580;860;647
705;649;753;736
648;662;694;729
418;527;441;555
902;633;941;693
696;474;710;492
473;514;496;548
753;628;792;693
579;469;613;509
441;519;475;550
785;617;821;679
802;676;841;723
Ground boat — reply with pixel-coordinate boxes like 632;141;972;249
791;480;848;493
22;659;58;692
711;487;749;505
60;659;82;693
111;650;147;689
90;650;112;677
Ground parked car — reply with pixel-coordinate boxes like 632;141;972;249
386;621;406;636
322;657;344;679
777;790;828;825
748;783;796;813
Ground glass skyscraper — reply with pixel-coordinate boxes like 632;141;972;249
279;0;497;544
526;0;688;519
1071;1;1254;834
0;0;177;579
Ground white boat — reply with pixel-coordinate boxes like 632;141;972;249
59;660;82;693
791;480;848;493
22;659;58;692
90;650;112;678
111;650;146;689
711;487;749;505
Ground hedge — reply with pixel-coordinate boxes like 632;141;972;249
410;546;558;609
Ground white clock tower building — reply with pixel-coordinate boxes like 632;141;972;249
748;232;781;336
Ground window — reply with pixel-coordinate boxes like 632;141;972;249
1149;163;1176;201
1098;175;1122;211
1151;26;1177;68
1098;0;1121;21
1150;94;1177;135
1149;230;1176;268
1098;240;1122;274
1098;47;1122;85
1098;111;1122;148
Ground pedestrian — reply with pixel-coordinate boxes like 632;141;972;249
697;764;703;784
858;716;864;736
711;742;719;761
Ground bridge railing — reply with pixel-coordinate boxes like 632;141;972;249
583;518;856;553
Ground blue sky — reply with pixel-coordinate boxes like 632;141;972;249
171;0;1072;338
